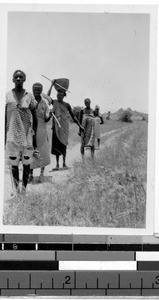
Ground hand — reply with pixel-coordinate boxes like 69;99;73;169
33;149;40;159
51;79;56;86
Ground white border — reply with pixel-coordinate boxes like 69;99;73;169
0;4;157;236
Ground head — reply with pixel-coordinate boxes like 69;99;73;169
57;90;66;102
84;98;91;109
94;105;100;114
12;70;26;89
32;83;43;100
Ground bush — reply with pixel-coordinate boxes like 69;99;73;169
119;110;132;123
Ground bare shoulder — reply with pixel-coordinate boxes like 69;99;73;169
63;101;72;110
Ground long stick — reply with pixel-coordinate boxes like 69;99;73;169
52;112;61;128
41;74;70;93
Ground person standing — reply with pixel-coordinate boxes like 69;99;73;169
5;70;37;195
94;105;104;149
79;98;95;158
47;81;84;170
29;83;52;182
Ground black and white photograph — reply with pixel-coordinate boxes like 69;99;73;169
1;4;156;233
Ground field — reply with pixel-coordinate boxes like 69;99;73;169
3;116;148;228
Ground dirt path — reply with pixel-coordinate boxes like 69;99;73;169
4;127;128;200
29;127;127;182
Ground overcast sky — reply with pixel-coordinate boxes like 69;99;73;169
6;10;150;113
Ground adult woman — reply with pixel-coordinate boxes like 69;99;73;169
29;83;52;182
94;105;104;149
47;81;84;170
79;98;95;158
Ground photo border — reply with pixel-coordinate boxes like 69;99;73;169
0;3;157;236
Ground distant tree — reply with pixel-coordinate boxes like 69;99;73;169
119;110;133;123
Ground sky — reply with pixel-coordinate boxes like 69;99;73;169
5;9;151;113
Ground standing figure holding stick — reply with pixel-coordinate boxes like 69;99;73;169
47;78;84;171
29;83;52;183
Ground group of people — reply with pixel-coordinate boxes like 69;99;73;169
5;70;103;195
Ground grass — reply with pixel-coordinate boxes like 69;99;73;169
4;120;147;228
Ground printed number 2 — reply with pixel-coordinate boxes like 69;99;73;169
155;276;159;284
65;276;71;285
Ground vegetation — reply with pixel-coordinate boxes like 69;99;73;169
118;110;133;123
4;115;147;228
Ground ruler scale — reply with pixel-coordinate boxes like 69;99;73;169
0;234;158;296
1;271;159;296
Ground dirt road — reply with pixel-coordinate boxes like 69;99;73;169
4;127;127;201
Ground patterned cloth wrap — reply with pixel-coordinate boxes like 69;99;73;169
31;96;51;169
82;110;95;148
94;115;101;139
6;90;36;148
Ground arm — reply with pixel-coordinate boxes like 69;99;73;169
100;115;104;124
45;113;52;123
30;106;38;149
68;104;80;125
79;109;84;135
44;108;53;123
43;100;53;123
47;80;55;97
79;109;83;125
42;93;53;105
67;104;84;131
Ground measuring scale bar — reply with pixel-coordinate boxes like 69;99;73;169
0;270;159;296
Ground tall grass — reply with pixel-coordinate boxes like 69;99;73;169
4;121;147;228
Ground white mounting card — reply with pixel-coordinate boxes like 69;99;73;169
0;3;157;236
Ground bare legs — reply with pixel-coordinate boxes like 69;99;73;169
55;149;68;169
81;132;94;159
80;145;94;159
97;138;100;148
29;167;45;182
11;165;19;192
55;155;60;170
11;164;30;194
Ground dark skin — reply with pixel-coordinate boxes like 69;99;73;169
33;85;52;122
29;85;52;180
5;71;38;192
47;82;84;169
5;73;38;148
80;99;95;158
14;73;38;146
79;98;92;125
94;108;104;148
48;82;84;127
